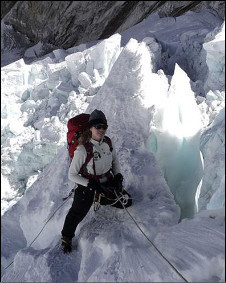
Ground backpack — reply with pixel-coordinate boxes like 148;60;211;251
67;113;113;179
67;113;90;162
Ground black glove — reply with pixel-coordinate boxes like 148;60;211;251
88;179;102;193
113;173;123;193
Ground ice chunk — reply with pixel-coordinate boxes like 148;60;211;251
89;33;121;78
78;72;92;89
203;22;225;92
65;52;86;87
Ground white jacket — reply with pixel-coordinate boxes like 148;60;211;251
68;137;121;187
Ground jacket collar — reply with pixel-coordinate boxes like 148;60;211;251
90;137;104;146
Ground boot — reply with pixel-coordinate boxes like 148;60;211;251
61;236;72;253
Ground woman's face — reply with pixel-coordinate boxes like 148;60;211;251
91;124;107;141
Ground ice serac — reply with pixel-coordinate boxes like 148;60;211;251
87;37;179;216
196;107;225;212
66;33;121;88
1;34;123;209
148;64;204;219
1;38;180;282
78;37;180;283
203;22;225;92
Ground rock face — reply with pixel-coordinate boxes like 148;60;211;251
1;1;225;55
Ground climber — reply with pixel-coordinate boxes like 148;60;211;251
61;109;132;253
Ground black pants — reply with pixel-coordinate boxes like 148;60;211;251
61;185;132;239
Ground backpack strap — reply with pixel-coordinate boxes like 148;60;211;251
79;137;113;180
103;136;113;152
79;142;94;178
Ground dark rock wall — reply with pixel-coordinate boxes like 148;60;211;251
1;1;225;51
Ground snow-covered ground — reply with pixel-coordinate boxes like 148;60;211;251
1;11;225;282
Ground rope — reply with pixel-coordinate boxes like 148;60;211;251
93;191;101;212
4;186;188;283
93;188;132;211
114;190;189;283
109;193;130;207
3;189;74;272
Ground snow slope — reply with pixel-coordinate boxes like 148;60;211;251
1;10;225;282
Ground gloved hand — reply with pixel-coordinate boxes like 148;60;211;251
88;179;102;193
113;173;123;193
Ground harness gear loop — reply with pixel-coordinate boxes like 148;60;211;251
93;191;101;212
93;158;98;181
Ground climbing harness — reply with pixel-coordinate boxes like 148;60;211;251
113;190;189;282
